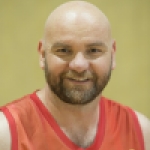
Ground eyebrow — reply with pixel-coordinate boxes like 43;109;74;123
51;41;107;49
51;43;71;49
86;42;107;47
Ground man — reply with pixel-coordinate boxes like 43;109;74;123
0;1;149;150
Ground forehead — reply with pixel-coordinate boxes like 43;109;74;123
47;25;110;46
44;11;111;46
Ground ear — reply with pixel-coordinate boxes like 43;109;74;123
38;40;45;69
111;39;116;70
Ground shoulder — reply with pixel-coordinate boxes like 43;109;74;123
135;111;150;150
0;111;11;150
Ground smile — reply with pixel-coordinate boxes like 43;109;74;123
67;78;91;83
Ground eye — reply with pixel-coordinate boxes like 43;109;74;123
54;48;72;59
87;48;103;54
90;48;100;52
55;48;72;55
56;48;71;53
86;48;105;59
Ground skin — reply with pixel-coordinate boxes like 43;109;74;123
0;1;150;149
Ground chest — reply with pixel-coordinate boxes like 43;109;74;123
7;96;144;150
61;126;97;148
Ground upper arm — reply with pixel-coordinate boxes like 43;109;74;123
135;111;150;150
0;111;11;150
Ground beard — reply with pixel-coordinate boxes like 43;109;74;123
44;60;112;105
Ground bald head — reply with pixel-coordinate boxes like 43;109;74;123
42;1;112;49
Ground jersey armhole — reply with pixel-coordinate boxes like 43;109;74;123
127;107;145;150
1;107;18;150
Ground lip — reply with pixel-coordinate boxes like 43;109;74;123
66;78;91;84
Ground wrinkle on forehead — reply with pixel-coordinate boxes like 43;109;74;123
43;1;112;47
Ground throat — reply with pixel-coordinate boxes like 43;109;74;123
57;105;100;148
61;124;98;148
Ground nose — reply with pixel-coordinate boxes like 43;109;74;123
69;52;89;73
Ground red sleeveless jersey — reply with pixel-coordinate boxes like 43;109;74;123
0;92;144;150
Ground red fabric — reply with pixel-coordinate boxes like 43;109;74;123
0;92;144;150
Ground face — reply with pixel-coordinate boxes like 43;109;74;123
39;12;116;105
44;57;112;105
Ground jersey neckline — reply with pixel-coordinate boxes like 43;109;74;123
30;91;106;150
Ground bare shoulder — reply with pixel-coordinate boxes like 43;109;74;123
0;111;11;150
135;111;150;150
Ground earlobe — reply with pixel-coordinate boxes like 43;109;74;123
112;59;116;70
40;58;45;69
111;40;116;70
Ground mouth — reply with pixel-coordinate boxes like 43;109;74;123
66;78;91;83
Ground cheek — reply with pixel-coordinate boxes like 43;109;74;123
46;54;68;75
91;56;112;75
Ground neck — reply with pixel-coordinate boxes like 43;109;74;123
37;87;101;148
38;86;101;121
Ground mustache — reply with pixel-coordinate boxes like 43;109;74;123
63;70;93;79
